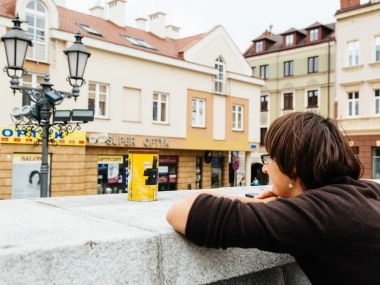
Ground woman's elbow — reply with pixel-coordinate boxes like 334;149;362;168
166;201;188;235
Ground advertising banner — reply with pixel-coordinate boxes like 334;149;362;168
128;151;159;201
12;153;51;199
0;126;86;146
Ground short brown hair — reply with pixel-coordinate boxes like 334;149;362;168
264;112;362;190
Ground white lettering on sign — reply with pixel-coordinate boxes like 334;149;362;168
143;138;169;147
106;137;136;146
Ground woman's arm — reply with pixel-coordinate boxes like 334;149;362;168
166;191;277;235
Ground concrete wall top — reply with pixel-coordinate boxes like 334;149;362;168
0;186;296;284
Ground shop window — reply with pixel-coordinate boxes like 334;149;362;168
158;156;178;191
97;155;124;194
211;156;223;188
196;156;202;189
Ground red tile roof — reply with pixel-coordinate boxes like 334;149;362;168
0;1;210;61
57;7;198;60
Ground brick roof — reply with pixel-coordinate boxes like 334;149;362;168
0;0;15;18
244;22;335;58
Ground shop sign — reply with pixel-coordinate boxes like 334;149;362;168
98;155;123;164
0;126;86;146
88;133;170;148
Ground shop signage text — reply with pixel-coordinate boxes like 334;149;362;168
105;136;169;148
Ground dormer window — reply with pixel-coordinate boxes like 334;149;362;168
256;41;263;53
78;23;102;36
310;29;318;42
285;35;293;46
123;36;156;50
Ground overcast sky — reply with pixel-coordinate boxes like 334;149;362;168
65;0;364;52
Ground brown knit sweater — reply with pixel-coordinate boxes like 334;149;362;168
185;177;380;285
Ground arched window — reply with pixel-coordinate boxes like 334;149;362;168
214;56;225;94
25;0;47;61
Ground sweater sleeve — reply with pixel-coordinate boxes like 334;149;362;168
185;193;337;253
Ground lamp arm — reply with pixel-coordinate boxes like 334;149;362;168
18;87;44;104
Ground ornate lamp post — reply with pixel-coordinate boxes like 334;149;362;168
2;15;93;198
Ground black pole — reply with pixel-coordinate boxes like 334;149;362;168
40;118;50;197
39;73;53;198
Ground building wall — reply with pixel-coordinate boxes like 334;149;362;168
335;3;380;178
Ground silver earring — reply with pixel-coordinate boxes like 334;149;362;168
288;180;293;188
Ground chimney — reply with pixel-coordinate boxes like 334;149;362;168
263;29;271;36
149;12;166;39
135;17;147;31
54;0;66;7
166;25;180;39
340;0;360;9
89;2;104;18
107;0;127;27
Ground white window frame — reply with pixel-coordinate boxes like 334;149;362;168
285;34;293;46
375;89;380;115
256;41;263;52
25;0;48;62
192;98;205;128
348;92;359;117
88;82;109;118
347;40;360;66
375;36;380;63
232;104;243;131
214;56;225;94
153;92;169;124
310;29;318;42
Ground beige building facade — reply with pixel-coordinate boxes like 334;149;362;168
0;0;263;199
243;22;336;184
335;0;380;178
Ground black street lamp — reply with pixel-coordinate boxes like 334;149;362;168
2;15;94;198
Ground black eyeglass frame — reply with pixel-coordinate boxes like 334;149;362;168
261;154;271;165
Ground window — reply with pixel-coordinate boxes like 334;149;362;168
78;23;102;36
252;66;256;75
123;36;156;50
310;29;318;42
260;128;267;146
192;98;205;127
348;92;359;117
214;56;225;93
348;40;360;66
88;82;109;117
375;89;380;115
373;148;380;179
153;92;168;123
261;95;268;112
375;36;380;62
308;56;319;73
21;73;44;105
232;104;243;130
256;41;263;53
260;65;269;79
283;93;293;110
285;34;294;46
307;90;318;108
284;61;294;77
25;0;47;61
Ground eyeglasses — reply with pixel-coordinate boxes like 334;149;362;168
261;154;272;165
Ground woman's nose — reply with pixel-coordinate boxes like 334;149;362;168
262;164;268;173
